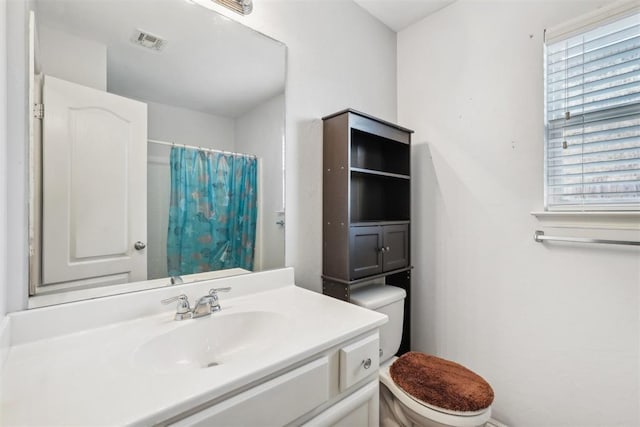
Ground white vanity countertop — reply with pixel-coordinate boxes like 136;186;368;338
0;269;386;426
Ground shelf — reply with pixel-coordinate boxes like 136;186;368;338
351;167;410;180
350;172;410;222
322;266;414;286
351;220;410;227
350;128;410;176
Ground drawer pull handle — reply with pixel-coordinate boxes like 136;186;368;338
362;358;372;369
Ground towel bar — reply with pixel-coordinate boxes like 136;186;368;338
534;230;640;246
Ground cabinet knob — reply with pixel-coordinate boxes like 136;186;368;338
385;246;390;252
134;241;146;250
362;358;372;369
379;247;386;253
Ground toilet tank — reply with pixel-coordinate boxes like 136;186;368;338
350;285;406;364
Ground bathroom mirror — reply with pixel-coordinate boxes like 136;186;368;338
28;0;286;306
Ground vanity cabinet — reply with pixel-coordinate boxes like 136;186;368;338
164;333;380;427
1;267;387;427
322;109;413;354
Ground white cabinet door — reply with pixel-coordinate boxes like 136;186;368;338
302;380;379;427
42;75;147;286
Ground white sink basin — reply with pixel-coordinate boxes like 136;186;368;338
133;311;289;373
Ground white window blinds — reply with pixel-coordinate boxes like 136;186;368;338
544;11;640;210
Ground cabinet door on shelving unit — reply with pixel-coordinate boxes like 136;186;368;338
382;224;409;272
349;226;383;279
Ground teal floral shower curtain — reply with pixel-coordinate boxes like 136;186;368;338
167;147;257;276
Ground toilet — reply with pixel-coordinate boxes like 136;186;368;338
350;285;493;427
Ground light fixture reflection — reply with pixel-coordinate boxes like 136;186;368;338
211;0;253;15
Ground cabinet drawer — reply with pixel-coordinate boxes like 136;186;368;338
339;334;379;391
170;357;329;427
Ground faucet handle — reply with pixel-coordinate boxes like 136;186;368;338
161;294;191;314
209;287;231;296
208;287;231;312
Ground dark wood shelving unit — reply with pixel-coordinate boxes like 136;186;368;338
322;108;413;354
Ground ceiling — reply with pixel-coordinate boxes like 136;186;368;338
353;0;456;32
34;0;286;118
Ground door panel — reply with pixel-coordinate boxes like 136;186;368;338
382;224;408;272
42;75;147;286
70;108;129;258
349;226;382;279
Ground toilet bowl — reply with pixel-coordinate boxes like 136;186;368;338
350;285;493;427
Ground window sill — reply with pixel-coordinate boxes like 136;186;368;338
531;211;640;230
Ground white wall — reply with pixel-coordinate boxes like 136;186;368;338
147;100;236;151
234;0;398;291
398;1;640;426
236;93;285;271
147;158;171;280
37;24;107;90
0;0;8;320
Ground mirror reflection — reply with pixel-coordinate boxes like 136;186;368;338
29;0;286;303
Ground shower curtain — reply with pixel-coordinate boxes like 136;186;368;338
167;147;258;276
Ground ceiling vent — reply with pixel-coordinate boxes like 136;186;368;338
212;0;253;15
131;30;167;51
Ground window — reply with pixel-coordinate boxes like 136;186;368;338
544;9;640;211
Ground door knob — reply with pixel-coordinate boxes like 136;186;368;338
134;241;146;250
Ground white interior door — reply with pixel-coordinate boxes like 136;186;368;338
42;75;147;287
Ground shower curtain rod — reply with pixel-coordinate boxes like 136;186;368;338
148;138;257;159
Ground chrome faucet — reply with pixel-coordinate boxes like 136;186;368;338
160;294;192;320
161;287;231;321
